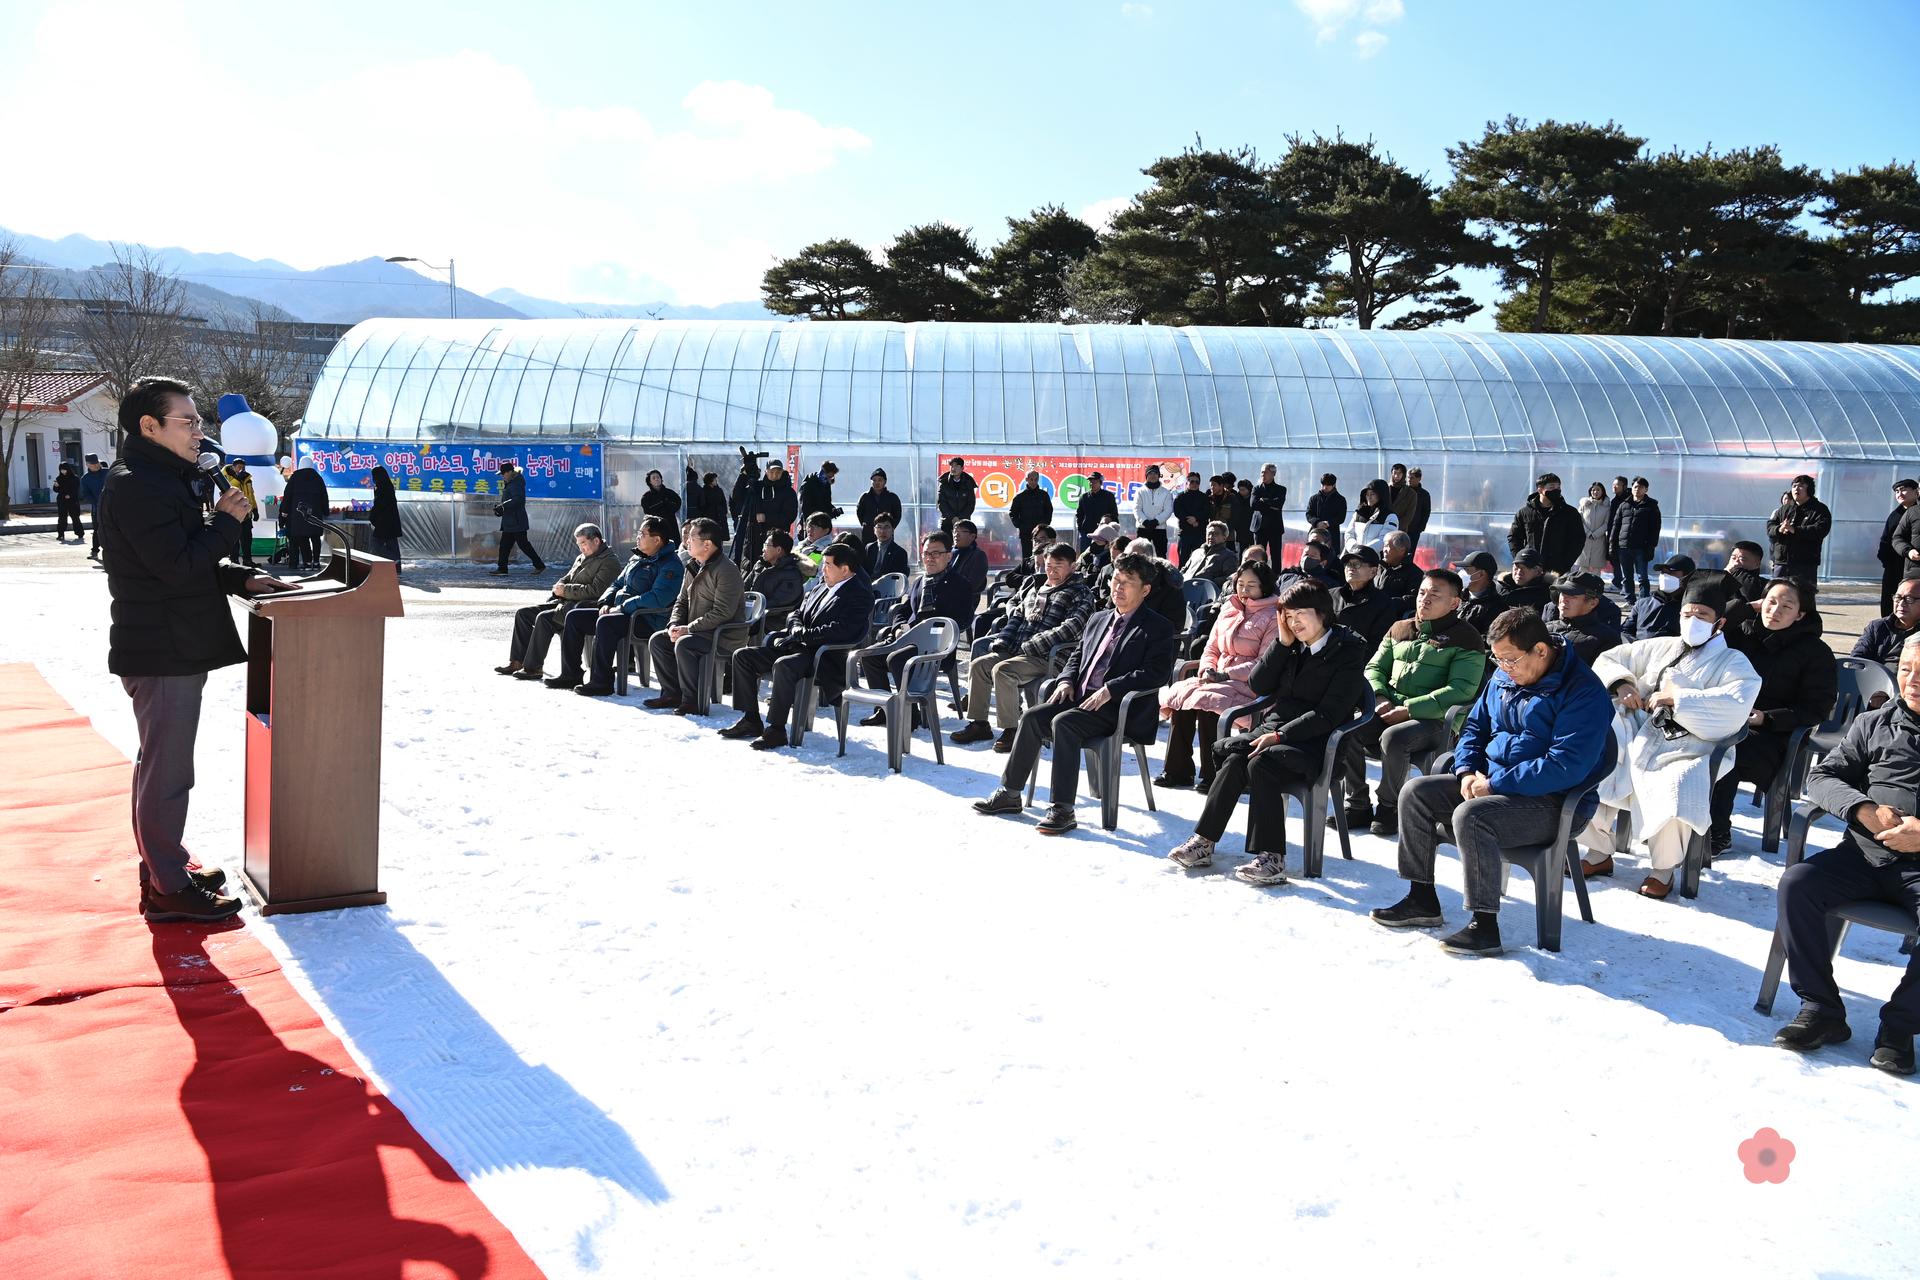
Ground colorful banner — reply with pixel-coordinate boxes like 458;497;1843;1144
972;455;1192;515
290;440;604;500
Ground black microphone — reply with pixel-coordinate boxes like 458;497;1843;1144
197;451;231;491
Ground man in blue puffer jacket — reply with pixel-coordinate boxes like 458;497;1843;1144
552;515;685;694
1370;606;1615;956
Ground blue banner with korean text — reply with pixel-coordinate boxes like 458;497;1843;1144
290;440;604;500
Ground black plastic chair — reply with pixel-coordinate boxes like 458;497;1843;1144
1022;688;1163;831
1754;658;1889;853
1756;803;1920;1014
836;618;961;771
1217;686;1373;878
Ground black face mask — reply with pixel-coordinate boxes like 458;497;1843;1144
1145;479;1160;489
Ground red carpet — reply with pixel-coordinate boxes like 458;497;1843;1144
0;664;543;1279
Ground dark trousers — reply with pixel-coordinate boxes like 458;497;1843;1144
370;532;399;569
1256;527;1284;565
1193;737;1320;850
121;672;208;896
1177;530;1204;567
557;605;614;679
1883;562;1906;617
497;531;545;571
1773;558;1819;584
1000;697;1122;807
589;612;652;685
732;644;811;727
1138;524;1167;557
1709;730;1791;840
292;534;322;567
1018;529;1036;566
90;506;102;553
236;517;257;565
860;642;915;693
1779;838;1920;1036
1161;709;1220;783
1618;548;1652;601
1397;775;1561;913
56;497;83;537
510;600;569;670
1340;716;1451;815
648;629;716;703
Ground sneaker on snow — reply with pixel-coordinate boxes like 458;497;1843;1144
1872;1029;1916;1076
1370;891;1444;929
1773;1007;1851;1052
1167;834;1215;869
1233;852;1289;887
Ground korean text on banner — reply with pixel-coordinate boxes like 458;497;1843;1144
973;456;1191;516
291;441;604;501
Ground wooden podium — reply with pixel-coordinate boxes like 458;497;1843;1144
240;546;404;915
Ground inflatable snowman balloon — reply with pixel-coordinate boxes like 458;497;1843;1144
216;394;281;555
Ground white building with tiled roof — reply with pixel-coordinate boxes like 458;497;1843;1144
4;372;115;506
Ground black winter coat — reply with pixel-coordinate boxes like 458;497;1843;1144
100;435;251;677
1853;615;1920;666
1609;496;1661;556
754;478;799;532
1241;626;1372;745
370;481;402;539
1379;559;1422;603
1250;482;1286;538
1889;504;1920;568
1808;700;1920;867
1334;583;1402;647
641;484;682;543
1458;584;1502;635
1727;566;1768;603
1767;498;1832;570
54;470;79;501
1493;573;1552;616
1075;485;1120;536
857;488;902;539
1727;613;1837;735
1008;486;1053;539
1622;588;1682;641
1304;489;1347;532
1407;485;1432;536
1546;610;1623;666
742;552;807;625
800;473;841;521
1050;605;1178;740
860;539;909;580
282;467;329;539
938;472;977;520
495;471;529;533
1508;493;1584;573
691;482;730;525
1172;489;1211;538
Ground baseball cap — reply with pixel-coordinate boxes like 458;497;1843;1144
1091;520;1124;544
1654;553;1696;576
1512;548;1543;569
1456;551;1499;577
1340;544;1382;567
1552;571;1605;596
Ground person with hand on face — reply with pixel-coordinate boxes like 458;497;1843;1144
561;517;685;697
1544;571;1622;665
1725;540;1769;604
1856;576;1920;673
1133;465;1175;558
1340;568;1488;837
1508;472;1584;574
1623;553;1694;641
1173;471;1211;566
497;522;621;679
1369;607;1614;956
100;376;300;923
1768;474;1833;582
974;555;1178;837
1770;632;1920;1076
1581;578;1762;898
1008;471;1053;566
1711;578;1837;854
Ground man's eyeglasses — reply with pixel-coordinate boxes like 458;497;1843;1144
161;414;206;428
1491;650;1527;669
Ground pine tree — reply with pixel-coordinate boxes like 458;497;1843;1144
974;205;1100;322
870;223;989;321
761;239;880;319
1817;162;1920;340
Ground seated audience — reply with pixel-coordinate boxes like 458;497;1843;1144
1378;531;1421;603
1161;579;1370;885
854;532;978;724
1710;578;1837;852
1369;607;1614;955
1770;633;1920;1076
1622;553;1695;641
1186;522;1240;590
1076;521;1121;584
1333;544;1399;647
635;518;747;711
1298;534;1342;589
495;522;619;678
1544;571;1622;664
797;513;836;574
742;528;806;629
721;541;875;749
1339;569;1488;835
861;514;910;581
1854;575;1920;672
1493;548;1552;616
1725;540;1769;603
1455;551;1502;634
1581;578;1762;898
1157;561;1282;790
949;519;989;602
547;518;681;692
954;544;1093;750
972;554;1178;837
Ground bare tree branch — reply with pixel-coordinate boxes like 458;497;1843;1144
0;236;66;520
73;243;190;441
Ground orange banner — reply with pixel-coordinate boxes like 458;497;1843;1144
974;455;1191;516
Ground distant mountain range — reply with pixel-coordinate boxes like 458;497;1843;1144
0;227;772;327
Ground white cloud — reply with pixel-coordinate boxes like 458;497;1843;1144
1120;3;1154;19
1079;197;1132;234
1365;0;1405;23
0;9;870;306
1354;30;1390;57
1294;0;1404;48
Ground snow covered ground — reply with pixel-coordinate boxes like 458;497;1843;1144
7;538;1919;1279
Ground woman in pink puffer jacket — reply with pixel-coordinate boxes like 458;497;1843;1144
1157;561;1285;788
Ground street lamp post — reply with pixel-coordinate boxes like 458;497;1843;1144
383;255;458;318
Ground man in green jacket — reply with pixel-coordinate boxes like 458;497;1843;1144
1338;567;1488;835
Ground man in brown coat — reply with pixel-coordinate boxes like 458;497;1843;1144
643;517;747;713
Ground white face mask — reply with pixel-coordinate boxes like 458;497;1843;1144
1656;572;1682;594
1680;616;1717;647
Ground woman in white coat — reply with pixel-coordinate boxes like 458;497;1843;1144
1578;578;1762;898
1577;481;1610;574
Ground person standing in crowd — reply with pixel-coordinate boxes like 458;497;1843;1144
1577;481;1611;574
800;461;842;528
1712;578;1837;855
496;523;620;679
1582;579;1762;897
1768;474;1833;582
548;518;681;693
692;470;730;525
221;457;259;568
973;554;1178;838
641;469;682;545
1403;467;1432;552
860;514;909;580
742;528;807;629
639;517;745;713
100;375;298;922
1346;479;1396;552
937;456;977;538
1009;471;1053;566
1075;470;1120;550
1204;476;1235;547
1369;608;1614;955
1508;472;1583;574
367;464;400;570
1856;577;1920;670
80;453;108;560
53;461;83;541
281;457;329;571
1157;561;1281;791
1173;471;1211;566
1339;568;1487;837
1305;473;1347;535
1886;480;1920;611
954;543;1093;750
1725;541;1769;603
1134;464;1174;558
1770;634;1920;1076
1545;571;1622;665
1386;463;1418;530
1606;475;1631;594
728;452;761;560
1623;552;1694;641
721;541;874;748
1249;463;1287;564
747;461;799;561
490;460;546;576
857;468;902;543
1231;479;1257;551
1610;476;1661;603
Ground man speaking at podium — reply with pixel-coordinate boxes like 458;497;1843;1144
100;376;299;923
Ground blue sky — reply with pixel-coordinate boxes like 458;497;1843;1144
1;0;1913;313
